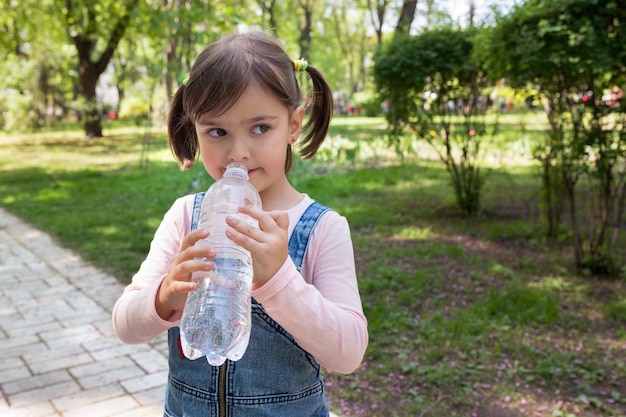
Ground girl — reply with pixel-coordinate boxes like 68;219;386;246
112;31;368;417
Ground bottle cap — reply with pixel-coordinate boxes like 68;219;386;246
225;162;249;180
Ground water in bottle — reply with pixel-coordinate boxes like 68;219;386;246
180;162;261;366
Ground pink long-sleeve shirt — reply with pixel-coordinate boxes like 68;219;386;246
112;194;368;374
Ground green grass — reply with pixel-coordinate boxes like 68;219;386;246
1;114;625;417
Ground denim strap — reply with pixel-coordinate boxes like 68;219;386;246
190;192;205;232
190;193;329;270
288;202;330;272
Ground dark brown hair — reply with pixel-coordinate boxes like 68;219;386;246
167;31;333;172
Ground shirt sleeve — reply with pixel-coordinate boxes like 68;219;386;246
112;196;191;343
252;210;368;374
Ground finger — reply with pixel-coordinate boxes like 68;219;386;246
253;210;288;236
167;279;198;293
225;213;261;239
238;206;286;233
170;258;214;282
182;228;210;250
236;204;264;222
224;221;255;250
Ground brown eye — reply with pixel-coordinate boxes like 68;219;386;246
208;128;227;137
252;125;270;134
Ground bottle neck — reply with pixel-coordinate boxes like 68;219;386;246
224;162;249;181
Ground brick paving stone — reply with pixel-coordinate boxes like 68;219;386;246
68;356;135;379
9;381;82;408
2;370;74;396
111;403;165;417
52;384;127;412
129;349;168;374
0;364;32;386
6;321;63;340
2;311;59;334
77;365;146;390
61;396;140;417
1;341;49;360
21;343;85;365
132;385;166;406
89;342;154;362
0;335;40;351
42;327;104;350
28;352;94;375
91;319;119;339
120;370;169;394
2;402;59;417
55;312;107;329
0;356;23;371
81;336;126;354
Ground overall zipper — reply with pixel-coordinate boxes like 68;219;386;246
218;361;228;417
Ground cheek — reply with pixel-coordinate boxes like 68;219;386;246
198;147;222;178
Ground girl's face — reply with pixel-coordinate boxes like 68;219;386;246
194;82;304;203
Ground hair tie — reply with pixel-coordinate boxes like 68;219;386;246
293;59;308;72
182;74;190;86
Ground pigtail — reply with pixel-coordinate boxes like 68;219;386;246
298;65;333;160
167;86;198;170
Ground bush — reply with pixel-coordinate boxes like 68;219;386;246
119;95;151;125
0;89;41;132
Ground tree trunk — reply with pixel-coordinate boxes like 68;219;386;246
258;0;278;36
298;0;313;61
563;170;583;267
368;0;387;45
78;58;103;138
63;0;139;138
163;0;182;104
468;0;475;27
395;0;417;35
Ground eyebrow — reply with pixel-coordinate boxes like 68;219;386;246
196;114;279;126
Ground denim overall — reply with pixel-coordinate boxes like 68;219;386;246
164;193;331;417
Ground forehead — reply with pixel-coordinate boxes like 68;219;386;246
196;83;289;121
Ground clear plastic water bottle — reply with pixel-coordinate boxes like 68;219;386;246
180;162;261;366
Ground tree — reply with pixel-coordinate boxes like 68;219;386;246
59;0;139;138
142;0;249;118
468;0;475;27
1;0;30;59
486;0;626;276
395;0;417;34
326;1;371;96
374;28;495;215
1;0;76;130
258;0;279;36
367;0;388;45
367;0;418;44
297;0;315;61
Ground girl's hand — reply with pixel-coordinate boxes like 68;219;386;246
156;229;215;320
225;205;289;288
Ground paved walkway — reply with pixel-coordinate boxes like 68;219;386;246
0;208;341;417
0;208;168;417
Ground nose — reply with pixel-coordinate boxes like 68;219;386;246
227;137;250;162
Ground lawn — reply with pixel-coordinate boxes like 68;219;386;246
0;115;625;417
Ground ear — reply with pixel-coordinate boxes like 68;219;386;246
288;105;305;144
